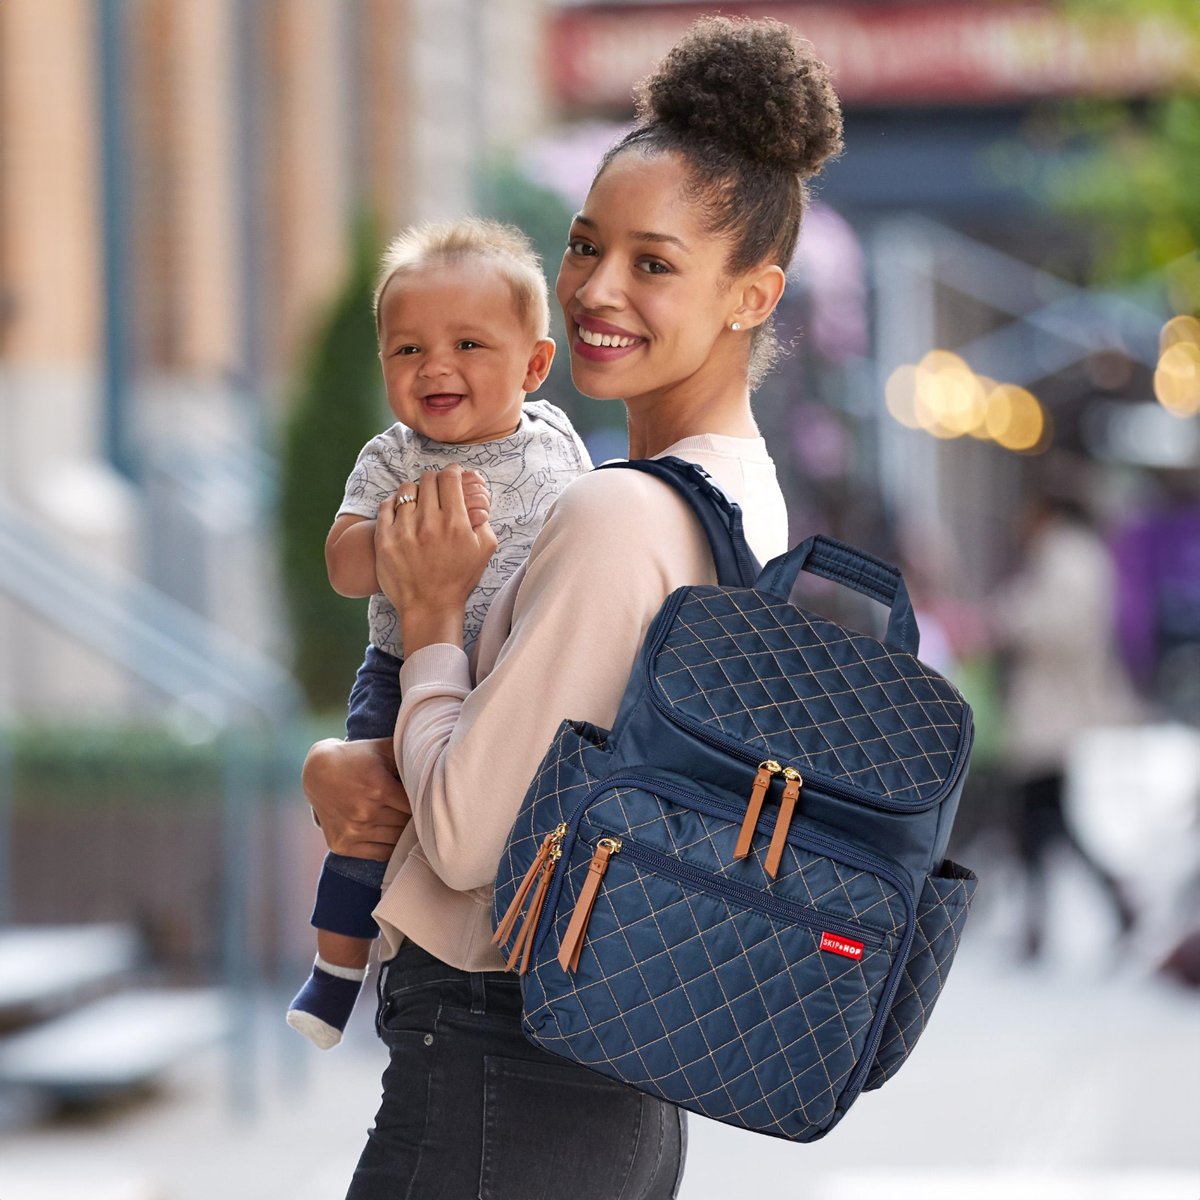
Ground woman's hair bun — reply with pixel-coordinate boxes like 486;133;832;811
635;15;843;179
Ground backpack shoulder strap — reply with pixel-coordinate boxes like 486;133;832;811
596;456;761;587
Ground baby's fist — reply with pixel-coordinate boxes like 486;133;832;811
463;469;491;529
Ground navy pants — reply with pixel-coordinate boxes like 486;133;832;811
316;647;405;932
346;940;687;1199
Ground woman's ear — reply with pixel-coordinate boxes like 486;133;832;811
730;264;786;331
523;338;556;393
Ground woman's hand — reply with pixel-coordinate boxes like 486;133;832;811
302;737;412;860
375;464;498;652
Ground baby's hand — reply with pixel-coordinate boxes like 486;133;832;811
462;469;491;529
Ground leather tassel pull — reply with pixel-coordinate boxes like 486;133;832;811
734;762;779;860
764;770;803;880
509;858;554;975
494;831;554;947
494;824;567;972
558;838;621;973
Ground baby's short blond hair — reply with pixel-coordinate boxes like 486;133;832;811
373;217;551;340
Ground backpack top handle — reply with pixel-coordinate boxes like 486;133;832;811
758;534;921;657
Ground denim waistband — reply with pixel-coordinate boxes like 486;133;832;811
378;938;519;1019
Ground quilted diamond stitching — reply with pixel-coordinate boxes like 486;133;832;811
654;590;964;803
865;862;976;1090
526;849;891;1136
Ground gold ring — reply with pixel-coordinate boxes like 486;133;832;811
395;494;418;507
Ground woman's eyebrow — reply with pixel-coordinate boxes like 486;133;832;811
631;230;689;252
571;213;689;253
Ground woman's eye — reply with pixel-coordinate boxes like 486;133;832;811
567;238;597;257
636;259;670;275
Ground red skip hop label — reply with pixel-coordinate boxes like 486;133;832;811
820;931;865;960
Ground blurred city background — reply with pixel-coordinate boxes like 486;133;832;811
1;0;1198;1196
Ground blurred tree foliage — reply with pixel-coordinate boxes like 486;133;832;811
1046;0;1200;307
278;218;385;712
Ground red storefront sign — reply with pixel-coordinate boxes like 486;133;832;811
548;3;1200;108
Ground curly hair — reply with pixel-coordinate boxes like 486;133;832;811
597;17;844;385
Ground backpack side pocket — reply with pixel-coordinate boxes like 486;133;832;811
863;858;976;1091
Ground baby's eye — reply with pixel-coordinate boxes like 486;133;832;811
636;259;670;275
394;345;419;356
457;340;482;351
567;238;597;257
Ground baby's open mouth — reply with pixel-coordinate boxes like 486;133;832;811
421;394;465;411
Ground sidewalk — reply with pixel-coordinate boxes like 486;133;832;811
1;944;1197;1199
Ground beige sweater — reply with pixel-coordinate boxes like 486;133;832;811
374;434;789;970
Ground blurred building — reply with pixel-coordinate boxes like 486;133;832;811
0;0;550;719
543;1;1200;613
2;0;1196;722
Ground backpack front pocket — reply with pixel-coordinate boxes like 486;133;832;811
522;802;908;1142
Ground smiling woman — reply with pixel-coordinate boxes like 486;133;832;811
302;16;845;1198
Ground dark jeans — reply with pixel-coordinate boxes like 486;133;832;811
346;940;687;1200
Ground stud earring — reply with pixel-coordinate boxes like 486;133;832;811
730;321;742;331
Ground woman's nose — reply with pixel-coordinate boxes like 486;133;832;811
573;259;623;311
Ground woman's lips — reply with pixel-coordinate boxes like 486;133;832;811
572;319;645;363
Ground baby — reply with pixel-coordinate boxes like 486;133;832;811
287;217;591;1048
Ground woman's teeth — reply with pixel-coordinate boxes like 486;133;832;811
578;326;639;348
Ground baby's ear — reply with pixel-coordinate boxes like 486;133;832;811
523;337;556;393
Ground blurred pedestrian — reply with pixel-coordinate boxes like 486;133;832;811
303;16;842;1197
992;492;1141;959
1113;469;1200;723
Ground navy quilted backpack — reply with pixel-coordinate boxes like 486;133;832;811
493;457;977;1142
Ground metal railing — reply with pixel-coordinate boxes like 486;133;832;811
0;495;307;1114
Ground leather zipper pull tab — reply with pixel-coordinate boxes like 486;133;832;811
496;823;567;973
509;856;555;975
734;762;779;860
764;769;802;880
493;830;555;948
558;838;621;973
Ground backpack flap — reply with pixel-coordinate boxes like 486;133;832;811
635;535;974;884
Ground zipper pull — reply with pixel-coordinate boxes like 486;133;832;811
493;823;567;972
734;761;780;860
764;768;803;879
557;837;622;973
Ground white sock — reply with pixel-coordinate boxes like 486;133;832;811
314;954;368;982
286;1009;343;1050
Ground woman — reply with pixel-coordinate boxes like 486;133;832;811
304;17;844;1197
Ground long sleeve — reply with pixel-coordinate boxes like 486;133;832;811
373;435;788;968
393;467;712;893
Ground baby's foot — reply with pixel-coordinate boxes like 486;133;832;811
287;956;368;1049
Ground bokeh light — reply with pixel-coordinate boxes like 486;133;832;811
984;383;1048;452
884;364;921;428
1154;339;1200;418
886;352;1048;453
1159;314;1200;354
